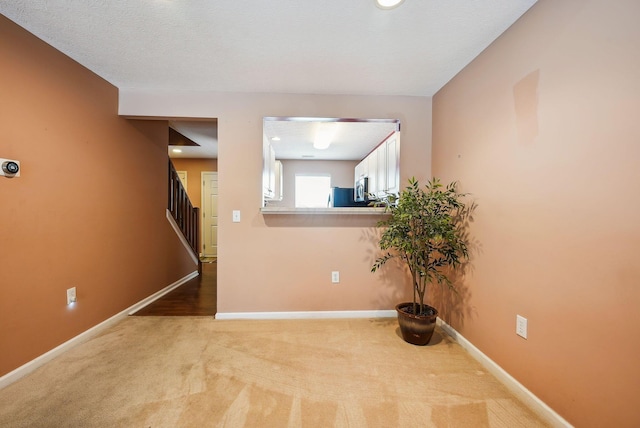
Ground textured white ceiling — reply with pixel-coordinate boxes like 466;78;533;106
2;0;537;159
1;0;537;97
264;118;399;161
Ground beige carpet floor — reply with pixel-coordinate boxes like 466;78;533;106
0;317;549;427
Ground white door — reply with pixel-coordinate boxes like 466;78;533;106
201;172;218;257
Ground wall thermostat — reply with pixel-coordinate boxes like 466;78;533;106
0;158;20;177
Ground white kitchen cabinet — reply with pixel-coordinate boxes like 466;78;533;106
363;132;400;198
351;131;401;201
262;140;273;199
263;136;283;202
385;135;400;196
354;158;367;183
367;149;378;197
377;141;387;196
272;160;283;201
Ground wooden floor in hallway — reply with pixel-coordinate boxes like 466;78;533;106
133;260;217;316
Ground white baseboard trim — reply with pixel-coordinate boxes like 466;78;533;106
0;270;199;390
216;310;397;320
166;209;199;266
437;318;573;428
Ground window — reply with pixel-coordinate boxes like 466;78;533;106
295;175;331;208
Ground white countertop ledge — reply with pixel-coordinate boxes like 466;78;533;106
260;207;388;215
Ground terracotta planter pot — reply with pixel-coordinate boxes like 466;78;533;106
395;302;438;346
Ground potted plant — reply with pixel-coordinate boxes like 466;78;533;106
371;177;471;345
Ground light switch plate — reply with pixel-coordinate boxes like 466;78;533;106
67;287;77;305
232;210;241;223
331;271;340;283
516;315;528;339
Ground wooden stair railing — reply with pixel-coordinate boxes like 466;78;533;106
168;159;200;256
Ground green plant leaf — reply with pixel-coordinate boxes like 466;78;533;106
371;177;474;310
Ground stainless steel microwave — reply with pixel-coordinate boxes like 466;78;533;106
355;176;368;202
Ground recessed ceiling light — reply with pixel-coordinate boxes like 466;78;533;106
172;148;182;153
376;0;405;9
271;136;281;141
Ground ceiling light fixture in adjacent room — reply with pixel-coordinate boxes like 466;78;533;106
313;122;338;150
313;139;331;150
375;0;405;10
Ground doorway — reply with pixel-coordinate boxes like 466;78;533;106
202;171;218;258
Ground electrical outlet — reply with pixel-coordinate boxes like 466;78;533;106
67;287;77;305
331;271;340;283
516;315;527;339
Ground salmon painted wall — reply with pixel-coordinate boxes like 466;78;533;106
0;16;196;377
432;0;640;426
120;92;432;313
170;158;218;207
